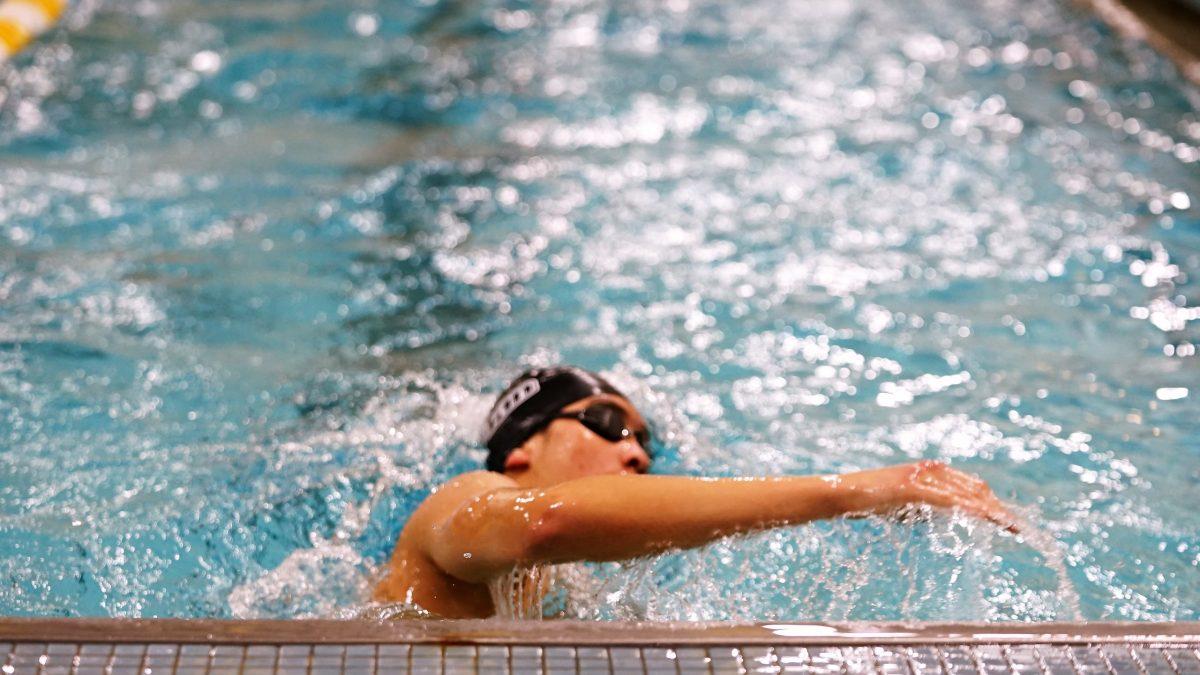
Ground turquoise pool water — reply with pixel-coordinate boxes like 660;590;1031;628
0;0;1197;620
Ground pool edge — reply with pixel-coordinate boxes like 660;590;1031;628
1;619;1198;646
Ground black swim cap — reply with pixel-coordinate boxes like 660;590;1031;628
482;366;624;472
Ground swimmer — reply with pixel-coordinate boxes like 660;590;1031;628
373;366;1018;618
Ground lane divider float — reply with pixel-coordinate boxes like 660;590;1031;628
0;0;66;63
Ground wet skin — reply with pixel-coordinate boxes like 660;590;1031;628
373;393;1018;619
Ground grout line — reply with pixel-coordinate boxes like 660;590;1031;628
1031;644;1051;675
1002;644;1019;674
968;644;986;675
864;645;883;675
1094;643;1118;675
170;642;183;675
103;643;116;675
1159;647;1181;675
1126;643;1150;675
1064;644;1084;675
68;642;81;675
33;643;46;675
933;645;951;675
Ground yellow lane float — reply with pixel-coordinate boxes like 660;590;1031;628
0;0;66;62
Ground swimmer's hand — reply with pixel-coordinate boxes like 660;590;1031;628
861;460;1020;533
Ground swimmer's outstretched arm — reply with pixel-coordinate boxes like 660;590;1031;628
423;461;1017;583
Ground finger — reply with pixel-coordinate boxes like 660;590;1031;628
973;500;1021;534
942;469;988;494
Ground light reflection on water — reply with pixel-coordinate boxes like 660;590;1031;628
0;0;1197;620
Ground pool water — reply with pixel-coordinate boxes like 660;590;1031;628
1;0;1197;620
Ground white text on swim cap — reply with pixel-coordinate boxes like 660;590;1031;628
482;378;541;443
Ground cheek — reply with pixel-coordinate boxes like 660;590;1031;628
573;439;624;473
546;424;592;469
568;434;603;468
544;422;623;476
571;444;605;470
558;427;611;471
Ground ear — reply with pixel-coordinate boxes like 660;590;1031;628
503;448;531;472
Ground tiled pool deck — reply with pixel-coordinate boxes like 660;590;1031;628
1;620;1198;673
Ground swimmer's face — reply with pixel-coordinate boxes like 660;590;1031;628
505;394;651;485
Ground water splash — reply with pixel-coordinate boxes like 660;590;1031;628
227;454;398;619
487;565;568;620
546;510;1081;622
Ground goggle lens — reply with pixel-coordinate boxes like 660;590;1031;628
559;403;652;455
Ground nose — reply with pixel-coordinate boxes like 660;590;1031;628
620;442;651;474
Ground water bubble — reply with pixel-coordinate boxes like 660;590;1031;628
188;50;221;75
348;12;379;37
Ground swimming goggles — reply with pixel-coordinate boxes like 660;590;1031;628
555;402;652;454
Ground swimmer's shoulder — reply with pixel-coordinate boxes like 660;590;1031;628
405;471;518;532
381;471;519;610
428;470;518;504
